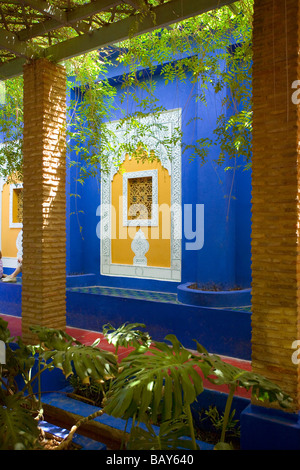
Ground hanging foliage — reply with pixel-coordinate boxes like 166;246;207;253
0;1;253;183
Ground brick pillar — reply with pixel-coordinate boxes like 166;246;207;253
22;58;67;344
251;0;300;411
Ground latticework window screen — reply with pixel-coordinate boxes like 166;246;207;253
128;176;152;220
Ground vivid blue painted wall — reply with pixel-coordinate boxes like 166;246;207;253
65;49;252;293
66;86;86;276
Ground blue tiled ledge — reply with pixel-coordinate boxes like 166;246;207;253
41;387;214;450
38;420;106;450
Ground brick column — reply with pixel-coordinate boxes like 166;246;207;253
251;0;300;411
22;58;67;344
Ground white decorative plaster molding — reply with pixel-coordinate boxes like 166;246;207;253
131;229;150;266
100;108;182;282
106;108;181;181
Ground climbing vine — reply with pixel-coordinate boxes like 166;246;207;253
0;1;253;184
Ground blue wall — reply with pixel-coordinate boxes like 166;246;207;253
65;50;252;293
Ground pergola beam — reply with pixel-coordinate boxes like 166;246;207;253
121;0;141;8
0;0;237;79
33;0;239;61
17;0;121;40
0;27;39;57
21;0;91;35
19;0;68;23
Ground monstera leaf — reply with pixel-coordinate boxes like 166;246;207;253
51;344;118;383
194;342;293;409
30;325;118;384
30;325;81;351
102;322;152;352
127;416;200;450
0;390;39;450
0;317;12;343
9;338;36;374
104;335;211;423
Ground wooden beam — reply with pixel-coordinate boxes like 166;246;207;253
19;0;67;23
0;57;26;80
0;28;38;57
19;0;92;34
44;0;237;62
0;0;237;79
121;0;141;9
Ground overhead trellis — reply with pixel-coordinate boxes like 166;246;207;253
0;0;236;79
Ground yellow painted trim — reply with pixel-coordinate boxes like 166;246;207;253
111;155;171;268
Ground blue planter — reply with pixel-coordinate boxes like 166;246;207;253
41;387;214;450
177;282;251;308
8;342;69;394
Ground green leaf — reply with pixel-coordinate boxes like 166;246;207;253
30;325;80;351
196;349;293;409
104;336;205;423
0;317;12;343
128;416;199;451
214;442;234;450
0;390;39;450
30;326;118;384
103;322;152;351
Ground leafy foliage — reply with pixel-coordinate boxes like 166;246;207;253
200;405;240;439
0;76;23;182
117;1;253;168
30;325;118;384
0;389;39;450
102;322;152;353
68;374;108;406
195;343;293;409
0;317;12;343
0;318;293;450
30;325;82;350
104;334;211;423
104;333;293;449
127;416;200;450
0;322;118;450
0;1;253;186
50;344;117;383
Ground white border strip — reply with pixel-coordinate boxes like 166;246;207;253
101;108;182;282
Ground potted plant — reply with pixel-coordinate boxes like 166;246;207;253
0;318;117;449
